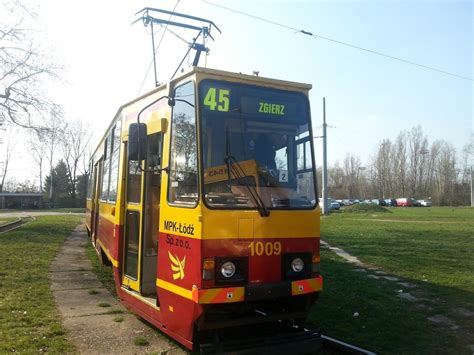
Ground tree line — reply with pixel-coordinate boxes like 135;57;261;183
318;126;473;206
1;116;91;208
0;1;91;208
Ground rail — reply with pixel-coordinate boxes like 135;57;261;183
199;308;377;354
322;334;377;354
0;217;34;234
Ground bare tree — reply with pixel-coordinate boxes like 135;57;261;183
0;0;61;129
343;154;363;198
432;140;457;205
43;111;66;200
392;131;408;196
327;161;345;198
407;126;429;197
373;139;393;198
60;120;92;202
28;130;47;192
0;124;17;192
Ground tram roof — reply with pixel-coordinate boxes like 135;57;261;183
91;66;312;159
126;66;312;110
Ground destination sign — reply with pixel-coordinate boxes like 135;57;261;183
241;96;302;120
200;80;308;123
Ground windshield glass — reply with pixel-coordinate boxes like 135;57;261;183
199;80;316;209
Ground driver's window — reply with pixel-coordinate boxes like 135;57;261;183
167;81;198;206
275;146;288;170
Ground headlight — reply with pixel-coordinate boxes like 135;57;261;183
291;257;304;272
220;261;236;278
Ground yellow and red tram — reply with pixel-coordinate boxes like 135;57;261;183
85;67;322;351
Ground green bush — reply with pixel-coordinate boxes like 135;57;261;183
343;204;390;213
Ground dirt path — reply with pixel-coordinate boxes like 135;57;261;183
50;224;187;354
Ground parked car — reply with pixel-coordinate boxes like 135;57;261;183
417;199;432;207
318;198;341;210
396;198;414;207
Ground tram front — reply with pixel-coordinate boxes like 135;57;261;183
195;75;322;330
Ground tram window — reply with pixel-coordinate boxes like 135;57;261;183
108;119;122;202
296;137;312;172
168;81;198;206
86;162;93;199
127;159;141;203
100;137;110;200
305;141;312;169
275;146;288;170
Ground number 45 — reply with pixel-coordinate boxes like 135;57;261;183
204;88;230;112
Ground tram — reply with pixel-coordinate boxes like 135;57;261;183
85;66;322;351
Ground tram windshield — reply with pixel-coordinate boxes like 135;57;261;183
199;80;316;210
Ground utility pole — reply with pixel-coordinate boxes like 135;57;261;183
322;98;328;215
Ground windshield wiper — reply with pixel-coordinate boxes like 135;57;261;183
225;128;233;191
228;155;270;217
224;129;269;217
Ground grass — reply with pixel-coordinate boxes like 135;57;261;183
86;242;117;296
0;215;83;353
134;336;150;346
0;217;18;226
309;207;474;354
0;208;85;214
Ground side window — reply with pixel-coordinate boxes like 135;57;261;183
126;158;142;203
86;161;93;199
147;133;163;172
168;81;198;206
108;119;122;202
100;138;110;200
295;135;315;200
296;136;313;172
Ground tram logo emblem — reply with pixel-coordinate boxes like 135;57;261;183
169;251;186;280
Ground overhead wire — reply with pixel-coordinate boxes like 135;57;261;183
137;0;181;95
202;0;473;82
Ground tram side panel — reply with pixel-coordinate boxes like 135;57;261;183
157;208;205;344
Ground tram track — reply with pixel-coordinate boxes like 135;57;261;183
321;334;377;354
0;216;34;234
199;309;377;354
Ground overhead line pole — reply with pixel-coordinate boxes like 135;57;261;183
150;21;159;87
322;97;328;215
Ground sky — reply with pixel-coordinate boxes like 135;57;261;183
2;0;473;187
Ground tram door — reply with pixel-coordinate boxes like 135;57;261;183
122;133;163;298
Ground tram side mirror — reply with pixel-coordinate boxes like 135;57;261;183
128;123;147;161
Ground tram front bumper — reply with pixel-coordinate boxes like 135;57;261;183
193;276;323;304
